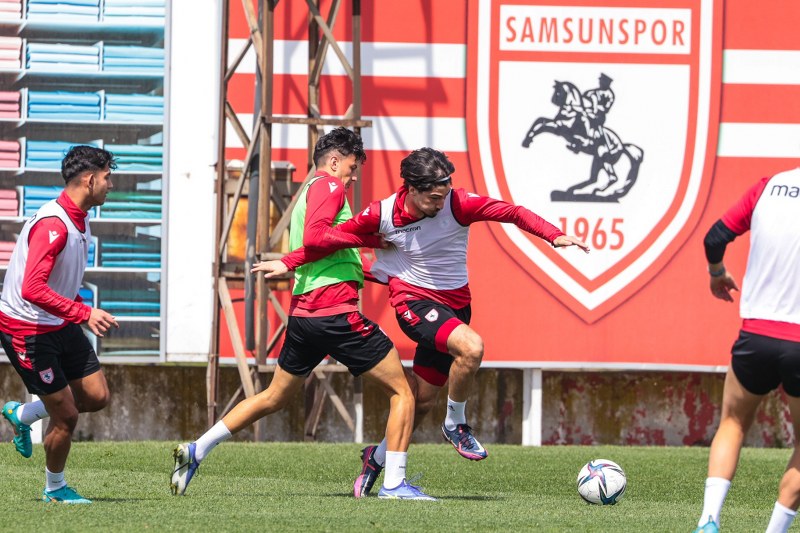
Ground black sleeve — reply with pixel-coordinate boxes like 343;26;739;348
703;219;738;263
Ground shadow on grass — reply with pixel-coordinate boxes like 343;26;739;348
89;497;163;503
322;492;504;502
429;495;504;501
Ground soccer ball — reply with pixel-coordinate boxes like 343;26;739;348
576;459;627;505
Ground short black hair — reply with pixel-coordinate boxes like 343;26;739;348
61;145;117;184
312;127;367;166
400;148;454;191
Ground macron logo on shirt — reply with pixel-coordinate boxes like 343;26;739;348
329;182;338;193
48;230;59;244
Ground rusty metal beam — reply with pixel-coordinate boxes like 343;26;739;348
262;116;372;127
239;0;263;65
308;0;341;89
212;0;371;441
218;127;261;259
225;101;250;148
225;38;252;81
208;0;232;427
219;278;256;398
305;0;353;79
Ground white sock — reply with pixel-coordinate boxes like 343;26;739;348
766;501;797;533
698;477;731;526
382;451;407;490
17;401;48;425
374;439;387;467
45;467;66;492
444;396;466;431
193;421;232;463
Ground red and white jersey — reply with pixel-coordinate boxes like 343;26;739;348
0;195;91;329
372;190;469;291
281;186;564;309
722;167;800;337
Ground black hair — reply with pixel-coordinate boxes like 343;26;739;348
312;127;367;166
61;145;117;184
400;147;455;191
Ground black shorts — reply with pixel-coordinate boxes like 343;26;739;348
395;300;472;386
1;323;101;396
731;330;800;397
278;311;394;377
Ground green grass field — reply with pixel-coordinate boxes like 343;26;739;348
0;441;792;532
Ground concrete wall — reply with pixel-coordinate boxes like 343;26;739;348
0;364;794;447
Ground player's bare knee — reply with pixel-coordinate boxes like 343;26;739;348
395;381;414;402
93;389;111;411
416;398;435;417
780;472;800;497
83;388;111;412
458;335;484;367
415;392;437;417
52;406;80;431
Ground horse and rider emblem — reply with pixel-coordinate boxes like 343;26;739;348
522;74;644;203
466;0;722;322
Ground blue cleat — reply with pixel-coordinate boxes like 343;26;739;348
378;479;437;501
170;442;199;496
693;516;719;533
2;401;32;458
441;423;488;461
42;485;91;504
354;445;383;498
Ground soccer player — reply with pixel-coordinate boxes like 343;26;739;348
171;128;434;500
256;147;589;497
693;167;800;533
0;145;119;504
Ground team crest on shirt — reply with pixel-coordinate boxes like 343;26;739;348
39;368;54;384
466;0;723;322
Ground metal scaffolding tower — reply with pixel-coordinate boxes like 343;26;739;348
209;0;371;440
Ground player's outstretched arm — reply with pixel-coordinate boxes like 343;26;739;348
453;189;589;253
553;235;590;253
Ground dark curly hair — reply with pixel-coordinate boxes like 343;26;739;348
400;147;454;191
61;145;117;184
312;127;367;166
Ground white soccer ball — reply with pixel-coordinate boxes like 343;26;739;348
576;459;627;505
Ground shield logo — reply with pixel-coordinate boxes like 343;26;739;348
466;0;723;322
39;368;54;384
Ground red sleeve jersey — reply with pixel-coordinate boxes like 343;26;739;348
283;186;566;309
280;195;382;271
719;176;800;341
720;176;770;235
289;174;380;316
22;217;91;323
0;191;92;337
384;187;565;308
450;188;565;241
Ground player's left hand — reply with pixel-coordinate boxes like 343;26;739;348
251;259;289;279
553;235;590;253
710;272;739;302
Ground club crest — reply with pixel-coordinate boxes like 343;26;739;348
39;368;54;384
466;0;723;322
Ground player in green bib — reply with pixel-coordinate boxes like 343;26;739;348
171;128;435;501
